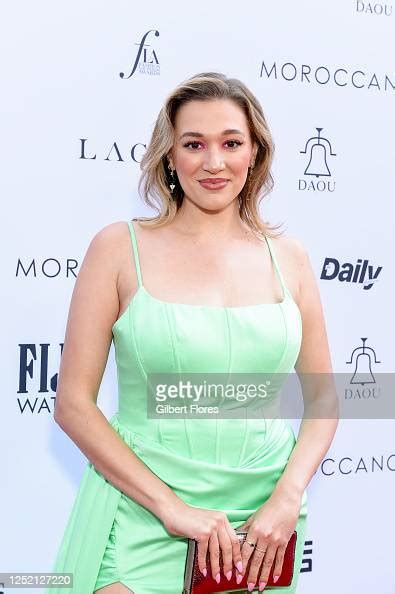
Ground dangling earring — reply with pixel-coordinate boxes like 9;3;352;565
168;164;176;195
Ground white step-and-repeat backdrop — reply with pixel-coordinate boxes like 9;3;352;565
2;1;394;592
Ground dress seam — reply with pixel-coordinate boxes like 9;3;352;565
276;302;290;373
162;304;194;458
127;294;149;382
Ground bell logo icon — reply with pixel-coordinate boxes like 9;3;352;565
346;337;381;386
299;127;337;193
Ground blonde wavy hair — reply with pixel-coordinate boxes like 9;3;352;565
137;72;284;238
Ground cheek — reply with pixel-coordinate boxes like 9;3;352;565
231;153;251;176
174;153;199;176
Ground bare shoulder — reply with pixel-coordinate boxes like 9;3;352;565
69;220;131;320
271;233;308;266
70;219;136;327
88;220;130;254
269;233;310;303
86;219;133;275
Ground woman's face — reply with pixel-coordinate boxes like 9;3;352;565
168;98;257;210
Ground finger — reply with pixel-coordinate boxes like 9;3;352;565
220;523;238;580
208;530;221;584
239;532;258;578
197;536;209;578
225;524;243;576
258;543;277;586
271;544;286;584
245;542;267;588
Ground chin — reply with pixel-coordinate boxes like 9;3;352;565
198;198;238;212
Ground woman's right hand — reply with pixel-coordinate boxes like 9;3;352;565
162;501;243;583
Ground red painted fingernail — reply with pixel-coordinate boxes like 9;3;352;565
226;570;232;580
202;568;207;577
273;575;280;583
259;581;267;591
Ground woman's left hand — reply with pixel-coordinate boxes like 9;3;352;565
236;488;302;591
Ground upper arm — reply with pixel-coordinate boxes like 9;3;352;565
292;239;334;403
54;222;124;420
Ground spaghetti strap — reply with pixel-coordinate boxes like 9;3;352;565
127;219;143;288
263;235;289;299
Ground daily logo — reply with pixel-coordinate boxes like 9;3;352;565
320;257;382;290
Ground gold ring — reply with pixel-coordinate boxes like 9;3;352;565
247;540;256;547
254;545;267;553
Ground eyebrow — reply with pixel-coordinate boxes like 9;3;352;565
178;129;245;140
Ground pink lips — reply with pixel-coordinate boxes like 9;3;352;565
198;178;229;190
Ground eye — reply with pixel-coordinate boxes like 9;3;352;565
225;140;244;149
182;139;244;150
183;141;203;150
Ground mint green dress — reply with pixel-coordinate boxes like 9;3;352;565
46;219;308;594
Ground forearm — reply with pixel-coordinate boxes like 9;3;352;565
273;413;339;499
54;400;183;523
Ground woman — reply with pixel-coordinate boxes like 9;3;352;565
47;72;338;594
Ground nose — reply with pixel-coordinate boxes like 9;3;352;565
202;147;225;173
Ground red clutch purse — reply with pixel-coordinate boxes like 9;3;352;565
182;530;297;593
